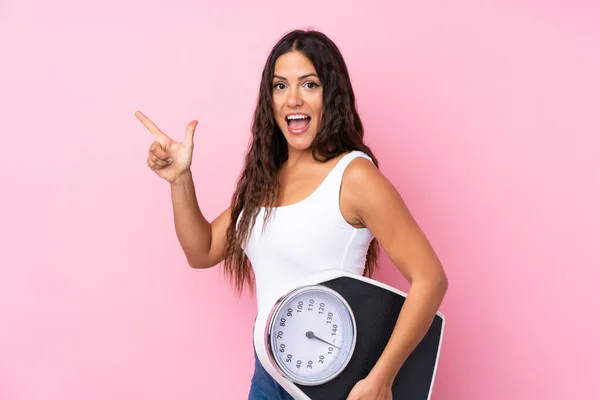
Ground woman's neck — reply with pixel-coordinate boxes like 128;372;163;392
285;147;317;168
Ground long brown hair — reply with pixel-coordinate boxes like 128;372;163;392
223;29;380;296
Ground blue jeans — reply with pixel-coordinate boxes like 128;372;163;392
248;349;294;400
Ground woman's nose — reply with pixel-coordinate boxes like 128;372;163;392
286;88;303;107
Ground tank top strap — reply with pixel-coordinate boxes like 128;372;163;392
316;150;374;205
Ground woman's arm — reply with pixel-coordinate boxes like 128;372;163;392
341;157;449;391
170;170;231;269
136;110;231;270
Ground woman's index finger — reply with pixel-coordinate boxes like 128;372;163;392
135;111;166;141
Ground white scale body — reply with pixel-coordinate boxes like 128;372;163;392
253;270;445;400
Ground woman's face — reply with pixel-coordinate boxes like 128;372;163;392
271;51;323;153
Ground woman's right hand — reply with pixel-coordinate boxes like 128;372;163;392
135;111;198;183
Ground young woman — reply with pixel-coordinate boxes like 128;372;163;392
136;29;448;400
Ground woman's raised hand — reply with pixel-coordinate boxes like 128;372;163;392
135;111;198;183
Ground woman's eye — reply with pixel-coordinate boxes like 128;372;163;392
273;83;285;90
305;82;319;89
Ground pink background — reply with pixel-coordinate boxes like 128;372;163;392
1;1;598;399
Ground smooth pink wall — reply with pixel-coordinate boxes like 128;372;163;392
1;1;598;399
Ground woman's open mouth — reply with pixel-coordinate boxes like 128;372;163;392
286;113;311;135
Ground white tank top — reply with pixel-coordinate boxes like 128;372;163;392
241;150;375;312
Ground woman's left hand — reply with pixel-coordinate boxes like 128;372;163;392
346;377;393;400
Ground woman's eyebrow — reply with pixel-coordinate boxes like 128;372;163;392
273;73;319;81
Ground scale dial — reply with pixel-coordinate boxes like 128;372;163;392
265;285;357;386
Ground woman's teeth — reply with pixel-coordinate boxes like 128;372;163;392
286;114;310;125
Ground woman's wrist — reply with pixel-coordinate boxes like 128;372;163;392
171;169;192;186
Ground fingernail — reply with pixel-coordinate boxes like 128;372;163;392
167;158;173;163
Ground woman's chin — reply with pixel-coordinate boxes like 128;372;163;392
285;134;315;152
